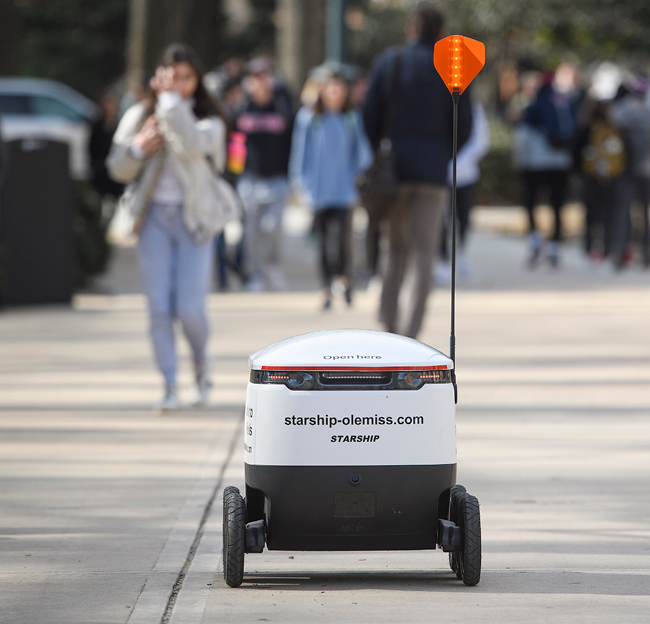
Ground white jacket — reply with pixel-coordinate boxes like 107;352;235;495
107;94;227;243
447;102;491;188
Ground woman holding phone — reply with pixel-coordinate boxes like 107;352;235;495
108;44;229;411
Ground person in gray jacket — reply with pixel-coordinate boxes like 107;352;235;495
108;44;228;412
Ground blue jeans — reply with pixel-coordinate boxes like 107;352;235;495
137;203;214;386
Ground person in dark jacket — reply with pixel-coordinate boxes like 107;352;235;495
612;82;650;268
234;57;295;291
89;90;124;201
577;98;628;266
514;72;576;268
363;1;471;339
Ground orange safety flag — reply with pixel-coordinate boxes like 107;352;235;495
434;35;485;95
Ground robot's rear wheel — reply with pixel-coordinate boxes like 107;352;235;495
223;486;246;587
449;484;481;586
448;484;466;578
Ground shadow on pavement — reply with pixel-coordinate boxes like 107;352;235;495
237;569;650;595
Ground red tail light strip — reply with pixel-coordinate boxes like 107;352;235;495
260;365;450;372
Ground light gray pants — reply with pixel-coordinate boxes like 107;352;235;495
380;183;448;339
137;203;214;386
237;175;289;284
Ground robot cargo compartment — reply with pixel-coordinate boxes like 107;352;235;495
245;463;457;551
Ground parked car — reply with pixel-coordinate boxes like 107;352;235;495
0;77;100;179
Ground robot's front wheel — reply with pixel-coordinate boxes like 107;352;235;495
449;484;481;586
223;486;246;587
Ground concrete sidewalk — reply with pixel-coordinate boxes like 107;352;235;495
1;228;649;623
88;203;649;297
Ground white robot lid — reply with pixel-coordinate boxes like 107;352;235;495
248;329;453;371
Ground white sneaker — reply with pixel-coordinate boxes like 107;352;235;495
245;276;264;292
366;275;383;295
190;368;212;407
156;384;180;413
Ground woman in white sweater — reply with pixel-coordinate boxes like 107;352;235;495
108;44;228;411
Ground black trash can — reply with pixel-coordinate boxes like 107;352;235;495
0;138;74;305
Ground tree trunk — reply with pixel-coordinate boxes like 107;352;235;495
125;0;149;86
276;0;325;94
0;0;20;75
144;0;226;75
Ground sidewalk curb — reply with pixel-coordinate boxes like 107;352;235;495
127;417;241;624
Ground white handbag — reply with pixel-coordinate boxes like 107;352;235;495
108;154;242;246
106;185;138;245
193;156;242;244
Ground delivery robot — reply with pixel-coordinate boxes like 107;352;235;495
223;35;484;588
222;329;481;587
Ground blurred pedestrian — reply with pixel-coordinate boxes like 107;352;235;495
611;80;650;268
107;43;230;411
234;57;295;291
204;60;249;292
213;76;248;292
204;56;246;103
363;1;472;338
220;75;247;120
513;71;576;268
290;69;372;309
89;89;124;220
437;99;491;283
575;99;628;266
213;130;248;292
351;73;370;109
505;71;541;125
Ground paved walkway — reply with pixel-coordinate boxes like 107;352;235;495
1;223;649;623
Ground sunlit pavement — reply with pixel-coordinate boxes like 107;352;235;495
1;211;649;623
